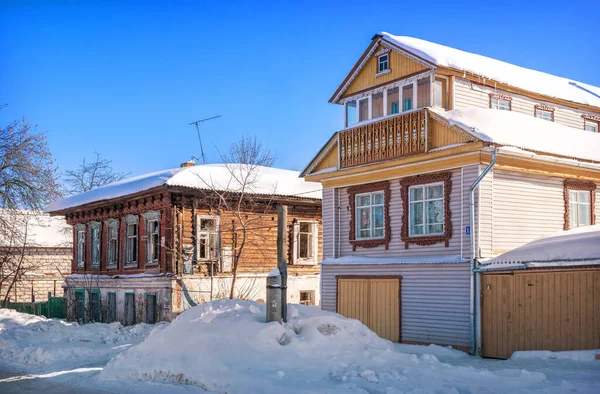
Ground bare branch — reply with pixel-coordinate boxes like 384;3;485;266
63;151;130;195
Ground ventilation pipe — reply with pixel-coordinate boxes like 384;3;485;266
469;146;497;355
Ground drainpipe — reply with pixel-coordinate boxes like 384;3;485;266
469;146;497;356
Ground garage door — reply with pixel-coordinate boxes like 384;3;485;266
337;277;400;342
482;270;600;359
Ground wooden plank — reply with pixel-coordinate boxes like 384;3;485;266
542;273;549;350
594;272;600;348
567;272;575;350
535;274;543;350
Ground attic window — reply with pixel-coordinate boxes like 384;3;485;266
584;120;598;133
489;93;511;111
535;104;555;122
378;54;389;73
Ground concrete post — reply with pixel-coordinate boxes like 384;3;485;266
266;271;282;323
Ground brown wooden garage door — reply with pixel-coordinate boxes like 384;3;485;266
482;270;600;359
337;277;401;342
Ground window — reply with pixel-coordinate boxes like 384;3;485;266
372;92;383;118
417;77;430;108
535;105;554;122
402;84;413;111
145;293;157;324
106;220;119;268
585;120;598;133
358;97;369;122
569;190;591;228
76;224;86;268
409;183;444;236
299;290;315;306
490;95;511;111
355;191;385;239
74;289;85;323
387;87;399;115
89;222;101;268
124;215;139;267
196;216;219;261
346;100;357;127
378;54;389;72
434;78;447;109
348;181;390;250
143;211;161;266
564;179;596;230
89;289;101;322
400;172;452;248
293;221;318;264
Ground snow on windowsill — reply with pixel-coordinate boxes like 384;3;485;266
322;255;467;265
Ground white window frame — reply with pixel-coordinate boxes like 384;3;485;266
569;189;592;228
491;97;511;111
196;215;220;263
535;108;553;121
355;191;385;240
584;120;598;133
142;211;161;266
105;219;119;268
292;220;319;265
124;215;139;268
75;224;86;268
89;221;101;268
378;54;389;72
408;182;445;237
299;290;315;306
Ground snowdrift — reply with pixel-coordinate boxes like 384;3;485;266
98;300;591;394
0;308;162;367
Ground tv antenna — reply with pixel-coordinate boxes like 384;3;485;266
189;115;221;164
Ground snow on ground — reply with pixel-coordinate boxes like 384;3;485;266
99;299;600;394
0;308;163;369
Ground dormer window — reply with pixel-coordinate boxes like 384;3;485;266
378;54;389;73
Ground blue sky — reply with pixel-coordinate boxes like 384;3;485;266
2;0;599;178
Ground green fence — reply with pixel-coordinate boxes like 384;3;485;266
7;296;66;319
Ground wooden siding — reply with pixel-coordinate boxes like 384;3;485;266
344;46;428;97
453;78;599;130
312;142;338;173
478;169;600;258
482;270;600;359
428;118;472;150
330;165;479;258
322;188;335;259
322;263;470;347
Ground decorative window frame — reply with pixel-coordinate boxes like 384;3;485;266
105;219;119;269
584;119;599;133
88;221;101;269
75;224;86;268
563;179;596;230
348;181;391;251
377;52;390;75
292;219;319;265
124;214;139;268
142;210;161;266
400;172;452;248
195;215;220;263
489;93;512;111
534;104;555;122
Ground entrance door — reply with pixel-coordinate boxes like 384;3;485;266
337;277;401;342
124;293;136;326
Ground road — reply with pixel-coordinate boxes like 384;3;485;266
0;366;114;394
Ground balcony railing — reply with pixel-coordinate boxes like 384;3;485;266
339;109;426;168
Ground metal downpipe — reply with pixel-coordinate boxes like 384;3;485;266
469;147;497;355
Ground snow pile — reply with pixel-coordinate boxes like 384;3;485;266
430;107;600;162
99;299;596;393
380;33;600;108
482;225;600;269
0;309;164;367
46;164;321;212
512;350;600;362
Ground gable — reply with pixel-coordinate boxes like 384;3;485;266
343;45;429;98
428;115;475;150
301;134;338;177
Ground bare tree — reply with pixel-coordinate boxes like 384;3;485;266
0;108;62;305
190;136;276;299
63;151;130;195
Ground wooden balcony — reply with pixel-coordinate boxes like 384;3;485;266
339;109;427;168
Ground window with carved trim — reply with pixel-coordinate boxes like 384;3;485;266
75;224;86;268
490;97;511;111
585;120;598;133
106;220;119;268
292;220;318;264
143;211;160;266
196;215;219;262
124;215;139;267
89;222;101;268
535;108;553;121
355;191;385;240
378;54;389;72
409;183;444;236
564;180;596;230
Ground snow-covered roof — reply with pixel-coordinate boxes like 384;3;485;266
429;107;600;162
479;225;600;271
322;255;467;265
0;211;71;248
46;164;322;212
379;33;600;108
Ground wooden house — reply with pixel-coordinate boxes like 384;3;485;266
301;33;600;357
46;163;322;324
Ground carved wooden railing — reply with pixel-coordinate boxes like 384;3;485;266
339;109;426;168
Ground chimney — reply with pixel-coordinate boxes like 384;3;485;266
180;160;196;168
